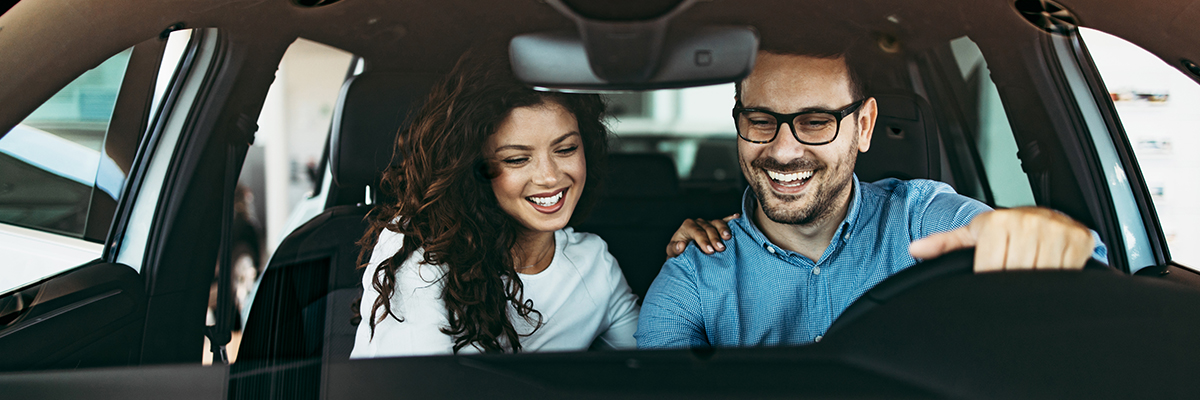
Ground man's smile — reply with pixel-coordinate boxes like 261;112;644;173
766;169;814;187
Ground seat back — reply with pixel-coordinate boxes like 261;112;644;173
855;93;941;182
577;153;690;300
237;71;437;381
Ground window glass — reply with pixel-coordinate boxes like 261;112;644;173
1080;28;1200;267
605;84;737;183
947;36;1036;208
0;48;135;294
0;48;132;237
258;38;354;254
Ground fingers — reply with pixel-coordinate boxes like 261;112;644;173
665;216;740;258
972;223;1008;273
1004;216;1039;270
696;219;727;252
1062;228;1094;269
666;240;688;258
714;213;739;240
667;219;716;257
966;207;1094;273
1033;222;1068;270
909;227;976;260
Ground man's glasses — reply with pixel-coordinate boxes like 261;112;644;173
733;99;866;145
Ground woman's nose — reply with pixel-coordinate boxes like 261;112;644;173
532;157;560;186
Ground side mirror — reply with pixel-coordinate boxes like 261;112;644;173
510;0;757;91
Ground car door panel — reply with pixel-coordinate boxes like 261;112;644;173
0;262;145;372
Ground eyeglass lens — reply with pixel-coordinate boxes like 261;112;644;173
736;111;839;143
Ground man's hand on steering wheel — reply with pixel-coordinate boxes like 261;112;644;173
908;206;1096;273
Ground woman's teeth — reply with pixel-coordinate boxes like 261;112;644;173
767;170;814;184
528;191;564;207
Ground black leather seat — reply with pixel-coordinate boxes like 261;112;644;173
577;153;691;300
236;71;437;375
856;92;942;182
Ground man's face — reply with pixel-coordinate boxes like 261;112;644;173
737;53;876;226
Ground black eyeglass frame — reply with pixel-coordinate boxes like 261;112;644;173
732;98;868;145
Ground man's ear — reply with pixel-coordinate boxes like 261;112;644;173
857;97;878;153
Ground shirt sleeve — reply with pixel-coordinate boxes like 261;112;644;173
635;253;708;349
912;180;1108;262
912;182;993;241
350;231;457;358
593;251;641;350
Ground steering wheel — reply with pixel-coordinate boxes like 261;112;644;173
824;248;1113;336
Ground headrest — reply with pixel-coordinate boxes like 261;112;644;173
689;139;743;187
855;92;941;182
329;71;440;190
604;153;680;198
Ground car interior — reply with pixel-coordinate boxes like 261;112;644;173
4;0;1200;398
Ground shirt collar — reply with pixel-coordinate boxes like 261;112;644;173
738;174;865;250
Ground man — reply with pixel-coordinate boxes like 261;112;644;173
635;51;1106;348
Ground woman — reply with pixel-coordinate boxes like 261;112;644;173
350;57;638;356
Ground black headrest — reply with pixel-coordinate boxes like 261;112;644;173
689;139;742;187
855;93;941;182
604;153;680;198
329;71;440;191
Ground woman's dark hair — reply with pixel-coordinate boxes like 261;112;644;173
358;55;608;353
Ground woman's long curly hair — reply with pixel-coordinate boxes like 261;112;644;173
358;56;608;353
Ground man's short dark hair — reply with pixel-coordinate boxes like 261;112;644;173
733;51;865;104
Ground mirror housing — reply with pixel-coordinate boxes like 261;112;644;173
510;0;757;91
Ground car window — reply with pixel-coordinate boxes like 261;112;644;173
606;84;737;186
0;49;131;293
0;32;193;295
946;37;1036;208
1;48;132;238
1080;28;1200;269
258;38;355;255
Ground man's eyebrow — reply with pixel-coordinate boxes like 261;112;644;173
743;104;840;113
494;131;580;152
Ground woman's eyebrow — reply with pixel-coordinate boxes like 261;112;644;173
494;132;580;152
551;131;580;145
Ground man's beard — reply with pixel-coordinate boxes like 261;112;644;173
744;137;857;227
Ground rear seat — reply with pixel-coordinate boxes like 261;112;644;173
576;153;695;300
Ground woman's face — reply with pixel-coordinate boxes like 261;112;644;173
485;102;587;234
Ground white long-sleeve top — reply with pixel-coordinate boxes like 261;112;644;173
350;227;640;357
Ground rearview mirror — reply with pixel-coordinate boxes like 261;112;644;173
510;26;758;91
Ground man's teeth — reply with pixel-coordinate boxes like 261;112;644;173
528;191;564;207
767;170;814;183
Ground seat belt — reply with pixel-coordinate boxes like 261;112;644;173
205;116;255;364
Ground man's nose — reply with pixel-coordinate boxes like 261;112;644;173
532;157;560;186
767;121;808;157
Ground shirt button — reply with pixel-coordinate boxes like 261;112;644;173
812;267;821;275
767;246;776;254
815;335;823;342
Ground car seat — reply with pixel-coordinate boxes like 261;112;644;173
855;92;942;182
576;153;692;300
234;71;437;386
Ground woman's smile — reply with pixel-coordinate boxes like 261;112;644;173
527;187;568;213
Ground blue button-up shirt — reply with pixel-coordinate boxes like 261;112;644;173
635;176;1106;348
